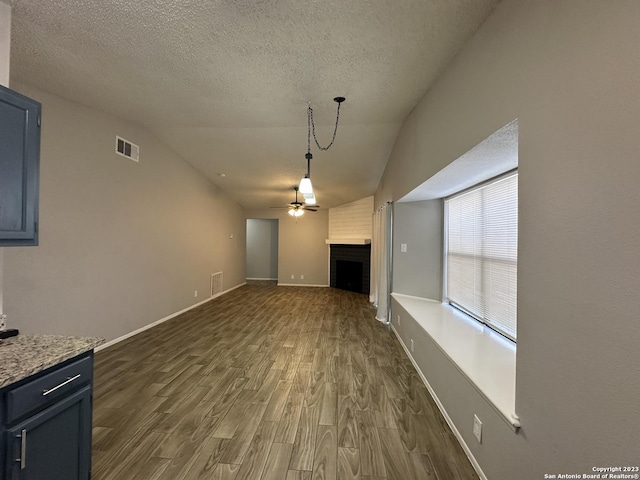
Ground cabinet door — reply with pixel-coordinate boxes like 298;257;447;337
0;85;41;246
5;386;91;480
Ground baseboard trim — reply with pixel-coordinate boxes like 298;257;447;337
246;277;278;281
96;282;246;353
276;283;329;287
391;324;488;480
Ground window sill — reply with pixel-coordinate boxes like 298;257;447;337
391;292;519;429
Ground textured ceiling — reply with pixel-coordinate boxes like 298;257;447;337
9;0;500;210
400;119;518;202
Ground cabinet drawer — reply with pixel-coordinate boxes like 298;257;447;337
6;355;92;423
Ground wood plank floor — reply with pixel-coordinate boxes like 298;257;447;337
92;283;478;480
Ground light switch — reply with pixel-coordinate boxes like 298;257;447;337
400;243;407;253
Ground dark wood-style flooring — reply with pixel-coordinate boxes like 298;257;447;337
92;283;478;480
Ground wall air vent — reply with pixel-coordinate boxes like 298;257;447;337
115;135;139;162
211;272;223;298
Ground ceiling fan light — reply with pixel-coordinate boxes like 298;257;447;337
288;208;304;217
299;176;313;195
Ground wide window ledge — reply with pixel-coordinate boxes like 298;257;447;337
391;292;519;429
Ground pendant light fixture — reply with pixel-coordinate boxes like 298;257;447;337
299;97;345;199
304;192;317;205
299;151;314;196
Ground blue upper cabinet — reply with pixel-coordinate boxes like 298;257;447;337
0;85;41;246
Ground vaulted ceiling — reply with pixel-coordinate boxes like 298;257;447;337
9;0;500;210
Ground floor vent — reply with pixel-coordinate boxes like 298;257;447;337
211;272;223;298
115;135;139;162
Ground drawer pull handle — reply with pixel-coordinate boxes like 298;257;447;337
15;429;26;469
42;374;81;396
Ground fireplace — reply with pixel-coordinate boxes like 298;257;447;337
336;260;363;292
330;244;371;294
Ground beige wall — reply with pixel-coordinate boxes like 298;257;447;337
3;84;246;342
0;0;10;316
379;0;640;478
393;200;442;299
0;0;9;87
246;218;278;280
246;209;329;286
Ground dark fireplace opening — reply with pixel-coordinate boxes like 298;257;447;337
330;244;371;295
336;260;363;293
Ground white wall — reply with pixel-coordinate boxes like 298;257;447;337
378;0;640;478
3;84;246;342
328;196;373;240
246;209;329;286
246;218;278;280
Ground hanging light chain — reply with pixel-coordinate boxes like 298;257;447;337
308;98;343;152
307;104;312;154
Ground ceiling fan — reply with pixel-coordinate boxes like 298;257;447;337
271;186;320;216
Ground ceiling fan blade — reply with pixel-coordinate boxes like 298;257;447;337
272;187;317;212
271;201;305;208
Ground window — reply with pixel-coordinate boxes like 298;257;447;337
445;172;518;341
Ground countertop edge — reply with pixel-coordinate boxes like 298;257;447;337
0;335;105;389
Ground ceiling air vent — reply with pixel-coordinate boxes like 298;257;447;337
115;135;139;162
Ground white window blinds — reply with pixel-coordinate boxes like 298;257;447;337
445;173;518;341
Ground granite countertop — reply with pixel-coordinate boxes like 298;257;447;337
0;334;105;389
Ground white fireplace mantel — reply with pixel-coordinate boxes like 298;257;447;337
325;238;371;245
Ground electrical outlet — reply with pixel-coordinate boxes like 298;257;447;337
397;314;401;326
291;274;295;280
473;414;482;443
194;290;198;298
300;275;304;280
410;339;414;352
401;243;408;253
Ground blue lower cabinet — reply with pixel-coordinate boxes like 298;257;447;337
7;387;91;480
1;353;94;480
